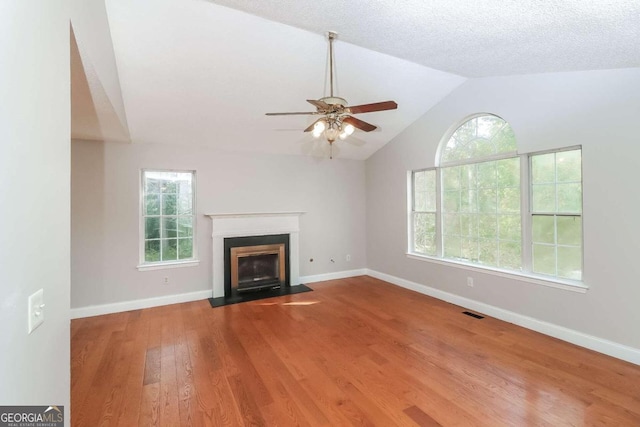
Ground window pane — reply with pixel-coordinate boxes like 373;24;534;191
460;189;477;213
557;183;582;213
499;214;521;241
443;213;461;236
441;116;516;164
178;238;193;259
557;216;581;246
556;149;581;183
162;194;177;215
532;184;555;212
142;170;195;265
177;178;193;195
163;217;177;238
557;246;582;280
459;165;476;189
493;125;517;153
145;194;160;215
461;238;478;261
533;244;556;275
532;153;555;184
478;239;498;266
499;241;522;270
459;214;477;238
478;214;497;238
178;217;193;237
178;193;193;215
443;190;460;212
496;158;519;188
145;240;160;262
162;239;178;261
413;170;436;212
477;162;496;186
414;170;428;193
532;215;555;244
414;213;436;256
478;188;497;213
442;167;461;190
161;179;177;194
498;187;520;213
443;236;461;259
414;191;427;212
145;177;161;194
145;217;160;239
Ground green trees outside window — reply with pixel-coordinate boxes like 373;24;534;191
410;114;583;282
142;170;195;264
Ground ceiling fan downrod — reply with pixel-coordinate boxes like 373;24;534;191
328;31;337;98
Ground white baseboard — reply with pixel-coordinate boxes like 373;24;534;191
299;269;367;285
70;289;212;319
366;269;640;366
70;269;367;319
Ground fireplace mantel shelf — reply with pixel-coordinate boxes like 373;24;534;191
205;212;305;218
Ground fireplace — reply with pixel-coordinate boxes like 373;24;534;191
207;212;303;298
224;234;289;296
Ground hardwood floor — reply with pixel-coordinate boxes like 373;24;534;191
71;276;640;426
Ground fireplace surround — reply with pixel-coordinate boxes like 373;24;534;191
207;212;303;298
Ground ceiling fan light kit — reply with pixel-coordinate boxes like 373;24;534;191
266;31;398;158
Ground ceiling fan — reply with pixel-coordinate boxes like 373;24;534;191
265;31;398;158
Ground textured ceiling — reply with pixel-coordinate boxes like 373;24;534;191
104;0;464;159
93;0;640;160
208;0;640;77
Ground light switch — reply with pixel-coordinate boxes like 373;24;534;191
28;288;45;334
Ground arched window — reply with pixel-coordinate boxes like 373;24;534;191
409;114;583;283
440;115;516;164
439;115;521;269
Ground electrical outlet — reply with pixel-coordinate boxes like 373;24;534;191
346;254;351;262
467;277;474;287
163;276;169;284
28;288;45;334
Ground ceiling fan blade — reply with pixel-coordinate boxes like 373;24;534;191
307;99;330;110
265;111;319;116
347;101;398;114
343;115;377;132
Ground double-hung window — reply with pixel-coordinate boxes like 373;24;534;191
411;169;437;256
530;149;582;280
140;170;196;267
410;114;583;284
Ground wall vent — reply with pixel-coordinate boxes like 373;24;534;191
462;311;484;319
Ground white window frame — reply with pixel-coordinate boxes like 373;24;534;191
528;147;583;280
409;168;438;256
408;115;585;292
137;169;199;271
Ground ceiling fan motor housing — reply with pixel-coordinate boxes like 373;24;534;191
320;96;347;106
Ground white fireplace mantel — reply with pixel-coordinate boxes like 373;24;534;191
206;212;304;298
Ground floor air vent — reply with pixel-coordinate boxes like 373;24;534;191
462;311;484;319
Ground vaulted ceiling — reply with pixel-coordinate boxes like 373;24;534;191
71;0;640;159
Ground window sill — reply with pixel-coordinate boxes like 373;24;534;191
406;253;588;294
137;260;200;271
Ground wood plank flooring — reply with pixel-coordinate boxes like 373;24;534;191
71;276;640;426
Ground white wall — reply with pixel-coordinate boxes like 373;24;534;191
366;68;640;350
0;0;70;423
71;141;366;309
70;0;130;142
